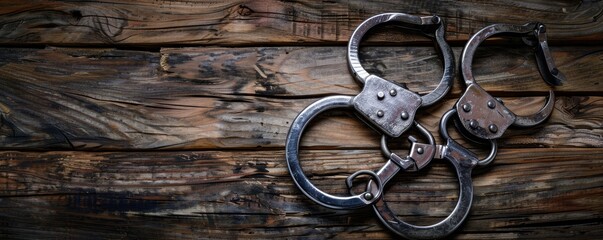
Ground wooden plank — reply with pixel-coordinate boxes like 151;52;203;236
0;84;600;150
0;1;601;46
1;148;601;238
0;47;601;150
1;46;600;98
161;46;603;96
0;46;603;98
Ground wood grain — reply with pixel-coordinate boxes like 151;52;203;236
161;46;603;96
0;6;602;237
0;148;601;239
1;90;601;150
0;47;601;150
3;46;600;98
0;1;601;46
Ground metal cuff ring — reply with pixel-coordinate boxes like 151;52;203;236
347;12;455;107
371;108;497;239
457;22;565;140
285;95;384;210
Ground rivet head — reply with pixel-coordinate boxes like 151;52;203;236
377;91;385;100
417;147;424;154
400;111;409;120
496;98;504;104
469;119;479;129
487;100;496;109
377;110;384;118
431;16;439;24
462;103;472;112
489;124;498;133
363;192;373;200
389;89;397;96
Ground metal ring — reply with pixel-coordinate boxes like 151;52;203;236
460;23;560;128
285;95;382;209
371;133;476;239
461;23;539;86
345;170;383;199
441;109;498;166
348;13;424;83
512;89;555;128
347;13;455;107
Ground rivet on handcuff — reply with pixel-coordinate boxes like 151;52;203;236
285;13;565;239
285;13;454;210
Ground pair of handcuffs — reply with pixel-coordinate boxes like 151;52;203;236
285;13;565;239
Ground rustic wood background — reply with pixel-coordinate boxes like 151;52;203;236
0;1;602;239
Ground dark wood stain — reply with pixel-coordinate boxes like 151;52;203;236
0;149;601;238
0;1;600;46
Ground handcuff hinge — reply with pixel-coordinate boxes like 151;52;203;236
434;144;448;160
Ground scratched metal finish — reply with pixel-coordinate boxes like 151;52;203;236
456;85;515;139
458;22;565;139
352;75;421;138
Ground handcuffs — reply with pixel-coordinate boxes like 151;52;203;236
456;22;565;140
286;13;454;210
285;12;565;239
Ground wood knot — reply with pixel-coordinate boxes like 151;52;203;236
70;10;83;21
91;12;127;41
238;5;253;16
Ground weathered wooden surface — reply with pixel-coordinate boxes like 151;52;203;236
1;1;602;239
0;47;601;150
0;0;602;46
1;148;601;239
